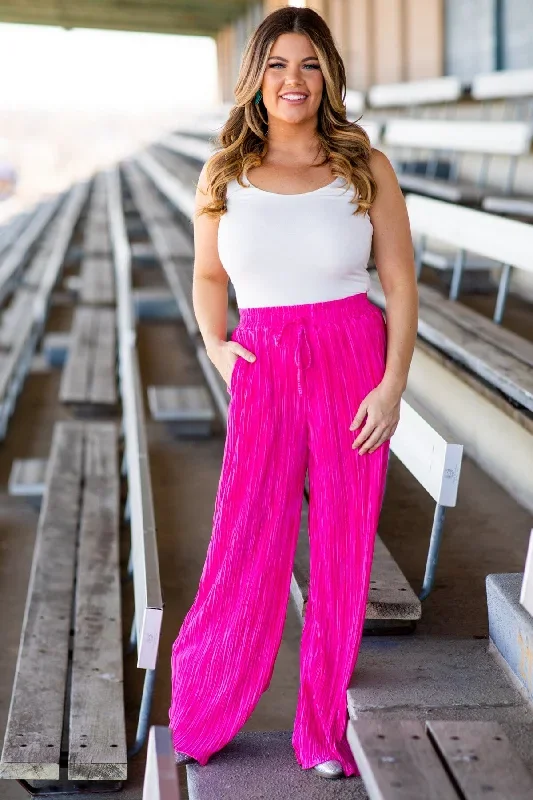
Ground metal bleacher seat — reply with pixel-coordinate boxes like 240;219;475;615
0;421;127;791
0;167;164;795
471;69;533;218
383;117;533;207
58;175;118;412
369;194;533;414
367;75;466;111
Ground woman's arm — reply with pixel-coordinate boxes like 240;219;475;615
350;148;419;455
192;163;256;386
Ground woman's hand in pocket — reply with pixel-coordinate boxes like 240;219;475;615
207;337;256;387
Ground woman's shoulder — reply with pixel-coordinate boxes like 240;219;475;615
368;148;397;183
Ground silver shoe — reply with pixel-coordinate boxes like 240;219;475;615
174;751;197;765
313;759;344;778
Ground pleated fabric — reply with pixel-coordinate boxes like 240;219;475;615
169;290;390;777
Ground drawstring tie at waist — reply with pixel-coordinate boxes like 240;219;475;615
273;318;313;395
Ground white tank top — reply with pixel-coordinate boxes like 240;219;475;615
217;173;373;309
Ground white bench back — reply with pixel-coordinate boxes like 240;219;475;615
520;529;533;618
357;120;382;147
164;133;212;162
369;76;465;108
406;193;533;275
472;68;533;100
107;166;164;671
142;727;180;800
164;120;382;166
384;119;533;156
137;151;196;221
345;89;366;115
390;391;463;507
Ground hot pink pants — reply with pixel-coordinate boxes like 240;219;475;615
169;291;390;777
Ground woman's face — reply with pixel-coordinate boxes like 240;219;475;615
260;32;324;124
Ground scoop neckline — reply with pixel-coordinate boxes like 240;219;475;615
242;175;344;196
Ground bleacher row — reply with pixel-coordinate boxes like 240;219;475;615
0;168;162;795
0;71;531;800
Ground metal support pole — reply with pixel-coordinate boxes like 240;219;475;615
449;248;465;301
127;612;137;654
127;668;157;758
415;235;425;280
493;263;512;325
122;546;133;585
121;442;128;476
419;503;447;602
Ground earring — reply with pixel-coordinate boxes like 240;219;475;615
254;89;262;104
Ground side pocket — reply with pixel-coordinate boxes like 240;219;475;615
228;355;244;396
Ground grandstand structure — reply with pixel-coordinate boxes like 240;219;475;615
0;1;532;798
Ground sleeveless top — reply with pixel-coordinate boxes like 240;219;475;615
217;173;373;309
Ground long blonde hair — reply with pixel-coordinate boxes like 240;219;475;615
197;6;376;219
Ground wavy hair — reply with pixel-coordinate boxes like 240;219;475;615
197;6;376;219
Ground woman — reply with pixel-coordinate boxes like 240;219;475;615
169;5;418;781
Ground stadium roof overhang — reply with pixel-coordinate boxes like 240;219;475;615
0;0;256;36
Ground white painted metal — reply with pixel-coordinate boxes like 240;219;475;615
472;68;533;100
520;529;533;618
345;88;366;115
163;133;212;162
107;166;163;671
385;119;533;156
390;391;463;507
136;152;195;221
368;76;464;108
142;727;180;800
406;193;533;275
356;120;382;147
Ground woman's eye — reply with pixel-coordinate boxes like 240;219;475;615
268;63;320;70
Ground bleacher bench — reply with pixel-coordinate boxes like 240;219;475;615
107;164;164;759
0;193;63;306
383;118;533;208
0;422;127;792
78;171;115;305
59;306;117;410
371;194;533;416
0;181;89;439
83;172;111;257
348;718;533;799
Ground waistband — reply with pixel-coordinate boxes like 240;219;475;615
237;291;373;329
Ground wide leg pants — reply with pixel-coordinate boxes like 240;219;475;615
169;291;390;777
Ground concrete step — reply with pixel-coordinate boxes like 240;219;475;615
185;730;367;799
346;635;533;773
487;573;533;703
